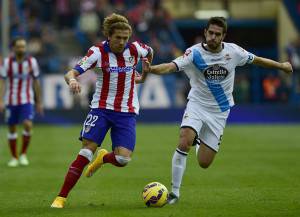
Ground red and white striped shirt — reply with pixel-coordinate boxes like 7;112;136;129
74;41;152;114
0;56;40;106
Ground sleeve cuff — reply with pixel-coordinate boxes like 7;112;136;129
172;61;179;71
247;53;255;64
73;65;85;74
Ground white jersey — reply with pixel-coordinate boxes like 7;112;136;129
74;40;152;114
0;56;40;106
173;42;255;112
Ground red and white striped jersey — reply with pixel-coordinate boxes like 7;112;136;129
74;41;152;114
0;56;40;106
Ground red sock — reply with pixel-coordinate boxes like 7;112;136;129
21;134;31;154
9;139;17;158
58;155;90;198
103;152;124;167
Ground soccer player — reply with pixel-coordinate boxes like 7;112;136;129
0;37;43;167
51;13;153;208
140;17;293;204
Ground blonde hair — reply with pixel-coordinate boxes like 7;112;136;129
102;13;132;37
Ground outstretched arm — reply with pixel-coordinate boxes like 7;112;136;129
150;62;178;75
142;59;178;75
64;69;81;94
253;56;293;74
135;60;178;84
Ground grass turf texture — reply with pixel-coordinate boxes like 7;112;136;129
0;124;299;217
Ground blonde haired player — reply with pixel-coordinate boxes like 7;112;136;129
140;17;293;204
51;13;153;208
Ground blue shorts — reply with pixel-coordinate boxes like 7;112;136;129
5;103;35;125
79;108;136;151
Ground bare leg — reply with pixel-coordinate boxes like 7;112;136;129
197;142;217;169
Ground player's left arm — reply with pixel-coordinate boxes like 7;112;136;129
0;59;7;112
252;56;293;75
31;58;44;115
33;79;44;115
0;78;5;113
135;46;154;84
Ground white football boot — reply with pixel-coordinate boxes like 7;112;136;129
19;154;29;166
7;158;19;167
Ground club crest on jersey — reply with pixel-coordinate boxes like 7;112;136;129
224;54;231;60
183;49;192;57
78;56;88;65
128;56;134;63
204;64;229;82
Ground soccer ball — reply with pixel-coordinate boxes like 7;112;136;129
142;182;169;207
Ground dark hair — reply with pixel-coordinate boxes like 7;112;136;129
206;17;227;33
11;36;26;47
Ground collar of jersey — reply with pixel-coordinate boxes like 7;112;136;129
10;54;30;62
201;42;224;53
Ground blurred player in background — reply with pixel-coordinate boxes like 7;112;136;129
0;37;43;167
140;17;293;204
51;13;153;208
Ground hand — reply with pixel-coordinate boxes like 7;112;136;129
69;78;81;94
281;62;293;75
35;102;44;116
135;58;151;84
0;101;4;113
142;58;151;73
135;71;145;84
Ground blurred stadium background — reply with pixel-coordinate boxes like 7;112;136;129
0;1;299;217
1;0;300;123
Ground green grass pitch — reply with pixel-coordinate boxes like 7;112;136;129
0;124;299;217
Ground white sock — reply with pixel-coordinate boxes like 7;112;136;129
171;148;187;197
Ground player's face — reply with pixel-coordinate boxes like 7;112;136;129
204;24;226;50
13;40;27;56
109;29;130;53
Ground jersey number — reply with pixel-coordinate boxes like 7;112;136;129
85;114;98;127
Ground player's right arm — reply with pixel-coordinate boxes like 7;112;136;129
64;69;81;94
143;48;193;75
149;62;178;75
65;46;100;94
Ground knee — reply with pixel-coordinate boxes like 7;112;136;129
179;138;193;152
198;160;211;169
115;155;131;167
24;122;32;131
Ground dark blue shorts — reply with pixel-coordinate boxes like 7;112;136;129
5;103;35;125
79;108;136;151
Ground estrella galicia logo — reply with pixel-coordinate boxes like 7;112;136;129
204;65;228;82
